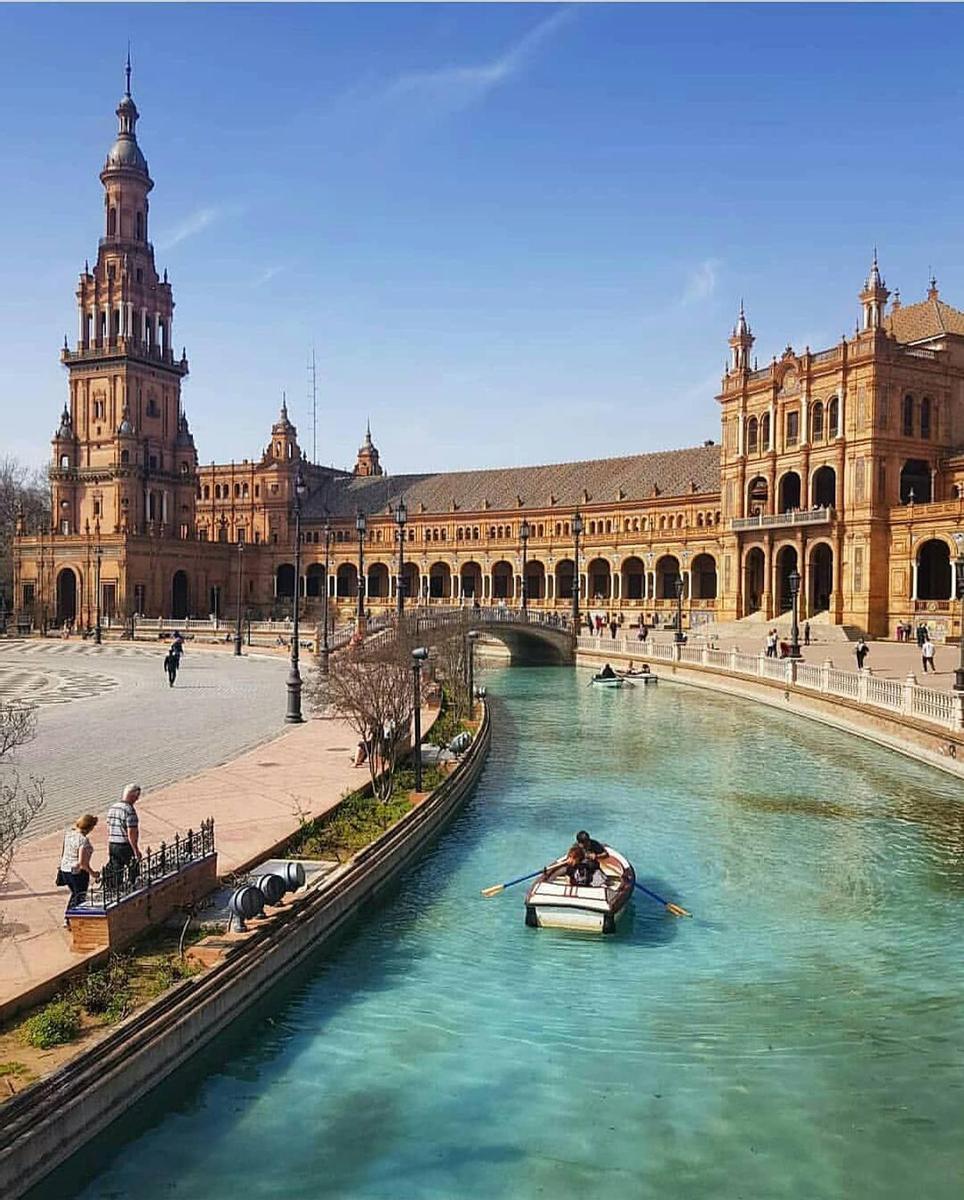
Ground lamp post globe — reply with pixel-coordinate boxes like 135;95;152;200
571;511;584;628
953;531;964;693
355;510;367;630
788;567;802;659
519;518;530;613
285;466;308;724
395;498;408;620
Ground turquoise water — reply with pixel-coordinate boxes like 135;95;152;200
38;668;964;1200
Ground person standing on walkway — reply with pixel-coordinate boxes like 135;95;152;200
804;622;811;647
916;622;928;648
164;648;178;686
609;619;618;639
855;638;870;670
58;814;100;923
921;638;937;673
106;784;143;883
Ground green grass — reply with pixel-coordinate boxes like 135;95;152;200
21;1000;82;1049
0;1061;30;1078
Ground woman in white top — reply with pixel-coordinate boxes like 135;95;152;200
60;814;100;922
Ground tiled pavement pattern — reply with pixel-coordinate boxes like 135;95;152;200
0;641;290;840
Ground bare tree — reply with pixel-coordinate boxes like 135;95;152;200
0;454;50;609
0;702;44;915
320;645;416;801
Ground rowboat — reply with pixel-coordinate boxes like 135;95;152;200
524;847;635;934
591;673;624;688
619;669;658;684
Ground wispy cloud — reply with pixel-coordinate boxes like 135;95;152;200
156;206;222;251
383;8;573;114
254;266;283;288
680;258;721;306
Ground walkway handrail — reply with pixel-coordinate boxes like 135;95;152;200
576;634;964;734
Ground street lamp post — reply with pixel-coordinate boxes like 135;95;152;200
320;516;332;671
356;510;367;630
234;540;244;656
411;646;429;791
466;629;479;720
572;511;584;628
395;498;408;621
788;567;802;659
519;518;530;613
953;531;964;693
93;527;102;645
285;467;307;724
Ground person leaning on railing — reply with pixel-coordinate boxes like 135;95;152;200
105;783;143;885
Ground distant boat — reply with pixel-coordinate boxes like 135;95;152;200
591;672;624;688
618;668;658;684
524;847;635;934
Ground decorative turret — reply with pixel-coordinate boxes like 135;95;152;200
354;422;383;477
728;301;754;373
859;249;890;331
266;395;300;462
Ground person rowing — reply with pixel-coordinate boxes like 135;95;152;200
543;844;595;888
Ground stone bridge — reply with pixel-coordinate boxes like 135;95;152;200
408;606;575;665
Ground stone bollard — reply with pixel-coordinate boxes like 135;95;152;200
901;671;917;716
820;658;834;693
857;666;871;704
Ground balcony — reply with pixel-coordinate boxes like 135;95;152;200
731;506;834;532
62;339;188;375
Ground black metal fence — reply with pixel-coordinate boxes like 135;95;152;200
77;817;216;910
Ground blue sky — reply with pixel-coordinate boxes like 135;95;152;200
3;3;964;474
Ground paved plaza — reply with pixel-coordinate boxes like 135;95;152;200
0;640;291;839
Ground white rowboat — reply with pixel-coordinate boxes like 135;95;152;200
524;847;635;934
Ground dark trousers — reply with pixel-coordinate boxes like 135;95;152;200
109;841;139;884
166;660;178;686
63;869;90;915
922;656;935;673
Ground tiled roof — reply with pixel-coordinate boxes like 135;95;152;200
302;443;721;523
884;294;964;343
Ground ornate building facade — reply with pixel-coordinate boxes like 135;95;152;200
12;81;964;642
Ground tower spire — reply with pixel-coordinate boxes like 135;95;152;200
125;44;132;96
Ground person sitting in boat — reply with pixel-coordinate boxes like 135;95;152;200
598;663;617;679
550;845;594;887
576;830;613;883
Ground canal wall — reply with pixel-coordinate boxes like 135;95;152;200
0;704;491;1200
577;642;964;781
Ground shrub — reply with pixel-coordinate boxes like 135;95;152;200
21;1000;82;1049
69;954;133;1021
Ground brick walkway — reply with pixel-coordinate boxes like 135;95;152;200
0;703;425;1015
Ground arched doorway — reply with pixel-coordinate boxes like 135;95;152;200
744;548;765;615
171;570;189;619
775;546;798;614
460;561;482;600
523;560;546;601
900;460;932;504
276;563;296;599
812;465;836;508
747;476;769;517
621;556;645;600
555;558;575;602
656;555;680;599
56;568;78;625
778;472;801;512
401;563;419;602
367;563;390;599
336;563;357;598
492;561;513;600
429;561;451;600
917;539;952;600
809;544;833;615
587;558;611;601
691;553;717;600
305;563;326;598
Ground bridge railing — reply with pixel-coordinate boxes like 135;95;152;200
405;606;575;635
576;635;964;734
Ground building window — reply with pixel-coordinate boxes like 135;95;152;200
828;398;839;438
149;455;157;470
854;545;864;593
786;410;799;447
22;583;35;609
93;500;101;517
920;397;931;439
810;402;824;441
746;417;758;454
761;412;771;450
121;450;130;465
903;394;914;437
60;454;70;469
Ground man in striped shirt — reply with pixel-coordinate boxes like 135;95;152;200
106;783;142;882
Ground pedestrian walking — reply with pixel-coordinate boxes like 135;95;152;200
921;638;937;673
855;637;869;670
804;621;811;647
57;814;100;924
916;623;928;648
106;784;143;884
896;623;904;643
164;649;178;686
609;619;618;639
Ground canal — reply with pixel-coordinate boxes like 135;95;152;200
36;667;964;1199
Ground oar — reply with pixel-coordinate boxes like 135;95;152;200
633;880;691;918
481;869;544;898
